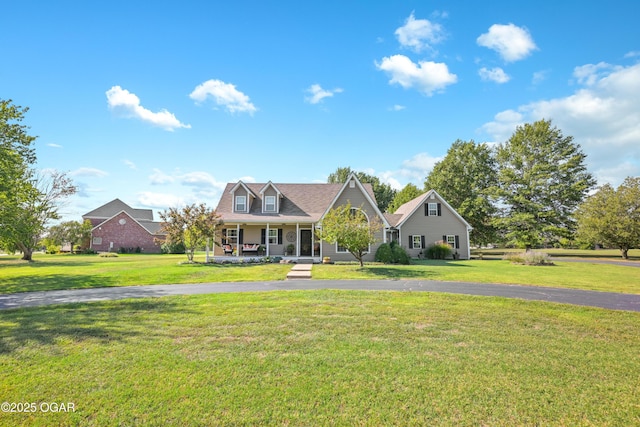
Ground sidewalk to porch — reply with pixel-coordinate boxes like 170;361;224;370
286;263;313;280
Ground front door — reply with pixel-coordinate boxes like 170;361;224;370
300;230;312;256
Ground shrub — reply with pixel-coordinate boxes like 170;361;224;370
99;252;118;258
161;242;186;254
424;243;452;260
375;242;410;264
503;251;554;266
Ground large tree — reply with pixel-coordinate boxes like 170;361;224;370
327;166;396;213
575;177;640;259
159;203;223;262
387;183;424;213
0;100;38;252
424;140;498;246
493;120;595;249
316;202;383;267
5;171;77;260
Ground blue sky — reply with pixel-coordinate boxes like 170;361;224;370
2;1;639;222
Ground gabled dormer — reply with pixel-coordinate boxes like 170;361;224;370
259;181;283;214
229;181;257;213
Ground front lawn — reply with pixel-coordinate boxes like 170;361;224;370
1;252;640;295
0;254;292;294
313;259;640;294
1;291;638;426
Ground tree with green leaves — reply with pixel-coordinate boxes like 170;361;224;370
387;183;424;213
159;203;223;262
493;120;595;249
5;171;77;260
0;99;38;253
327;166;396;213
316;202;383;267
424;140;498;246
575;177;640;259
47;219;93;252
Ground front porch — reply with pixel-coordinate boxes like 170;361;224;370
213;222;322;259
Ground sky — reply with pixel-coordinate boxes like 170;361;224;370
2;1;639;222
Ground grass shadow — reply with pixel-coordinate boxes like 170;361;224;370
0;298;200;355
0;273;118;294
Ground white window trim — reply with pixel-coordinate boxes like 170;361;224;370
235;195;246;212
268;228;279;244
446;235;456;248
264;195;276;212
412;235;422;249
428;202;438;216
226;229;238;243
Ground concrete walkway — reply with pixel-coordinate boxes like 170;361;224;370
286;263;313;280
1;280;639;312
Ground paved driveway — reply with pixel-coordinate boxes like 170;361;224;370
1;280;639;312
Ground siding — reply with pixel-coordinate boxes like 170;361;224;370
400;193;469;259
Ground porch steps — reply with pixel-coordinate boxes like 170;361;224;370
286;263;313;280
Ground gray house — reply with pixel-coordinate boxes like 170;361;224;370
213;173;471;261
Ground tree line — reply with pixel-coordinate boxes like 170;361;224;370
333;120;639;258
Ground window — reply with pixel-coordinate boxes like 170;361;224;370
226;229;238;244
265;195;276;212
428;203;439;216
412;235;423;249
336;243;348;253
235;195;246;212
93;237;102;245
444;235;459;249
268;228;279;244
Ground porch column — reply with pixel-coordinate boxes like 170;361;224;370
311;224;316;257
236;224;240;255
266;223;270;257
296;223;300;257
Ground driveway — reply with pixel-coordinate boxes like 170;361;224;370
1;280;639;312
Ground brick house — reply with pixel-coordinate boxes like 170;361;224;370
82;199;165;253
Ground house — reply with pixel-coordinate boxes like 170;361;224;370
82;199;165;253
213;173;471;261
385;189;472;259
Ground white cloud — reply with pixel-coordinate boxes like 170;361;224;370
105;86;191;131
532;70;549;85
624;51;640;58
123;159;137;170
477;23;537;62
376;54;457;96
70;167;109;178
305;84;344;104
149;168;175;185
394;11;445;53
47;143;62;148
389;104;406;111
137;192;189;209
480;62;640;186
478;67;510;83
189;79;257;115
181;171;226;190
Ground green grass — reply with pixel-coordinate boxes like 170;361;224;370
313;259;640;294
2;251;640;295
0;253;292;294
1;291;639;426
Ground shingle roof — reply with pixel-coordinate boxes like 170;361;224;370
83;198;154;222
216;182;377;223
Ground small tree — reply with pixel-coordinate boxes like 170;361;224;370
316;202;383;267
159;203;222;262
575;177;640;259
48;219;93;252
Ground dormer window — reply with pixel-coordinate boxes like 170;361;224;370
265;196;276;212
235;195;246;212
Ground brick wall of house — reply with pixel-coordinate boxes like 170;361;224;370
90;212;162;253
